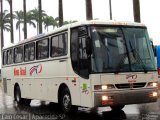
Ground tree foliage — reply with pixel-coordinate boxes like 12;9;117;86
0;10;11;32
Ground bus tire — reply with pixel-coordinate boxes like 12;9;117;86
110;105;125;111
60;88;78;114
14;86;23;105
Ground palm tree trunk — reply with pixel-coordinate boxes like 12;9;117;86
109;0;112;20
37;23;39;35
18;24;21;41
58;0;63;27
10;0;14;43
133;0;141;22
0;0;4;49
85;0;93;20
23;0;27;39
38;0;42;34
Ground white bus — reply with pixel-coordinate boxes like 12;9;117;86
2;20;158;113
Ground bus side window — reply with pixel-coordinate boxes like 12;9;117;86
71;28;79;74
36;39;49;60
14;46;24;63
60;33;68;55
3;51;7;65
24;42;35;62
7;49;13;64
51;36;59;57
79;37;89;78
71;27;89;79
51;33;68;57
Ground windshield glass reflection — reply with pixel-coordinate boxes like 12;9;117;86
90;26;156;73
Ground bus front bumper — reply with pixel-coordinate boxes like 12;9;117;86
94;88;158;107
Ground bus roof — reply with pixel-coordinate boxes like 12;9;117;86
3;20;146;50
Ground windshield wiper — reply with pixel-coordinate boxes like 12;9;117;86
131;48;148;73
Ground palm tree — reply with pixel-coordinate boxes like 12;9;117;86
43;16;58;31
0;0;4;48
133;0;141;22
58;0;63;27
23;0;27;39
0;10;11;32
109;0;112;20
6;0;14;43
85;0;93;20
15;10;23;41
38;0;42;34
29;8;47;34
15;10;36;41
0;9;11;48
26;11;36;29
63;20;77;25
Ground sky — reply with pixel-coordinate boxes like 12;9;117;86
2;0;160;47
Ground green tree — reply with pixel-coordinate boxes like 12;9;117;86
15;10;23;41
29;8;47;34
85;0;93;20
0;10;11;32
15;10;36;41
0;9;12;48
63;20;77;25
43;16;58;31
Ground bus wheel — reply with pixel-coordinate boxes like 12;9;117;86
60;88;78;114
110;105;125;111
14;86;23;105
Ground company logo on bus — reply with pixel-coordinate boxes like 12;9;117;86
14;67;26;76
126;74;137;80
30;64;42;76
126;74;137;83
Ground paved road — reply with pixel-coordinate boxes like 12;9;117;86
0;88;160;120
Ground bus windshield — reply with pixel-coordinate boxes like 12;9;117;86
90;26;156;73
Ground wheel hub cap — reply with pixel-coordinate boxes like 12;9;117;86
63;95;70;110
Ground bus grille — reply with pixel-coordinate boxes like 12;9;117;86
115;82;146;89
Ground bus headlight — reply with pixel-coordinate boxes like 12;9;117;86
102;96;108;101
102;85;108;90
147;82;158;87
94;84;115;90
152;92;158;97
